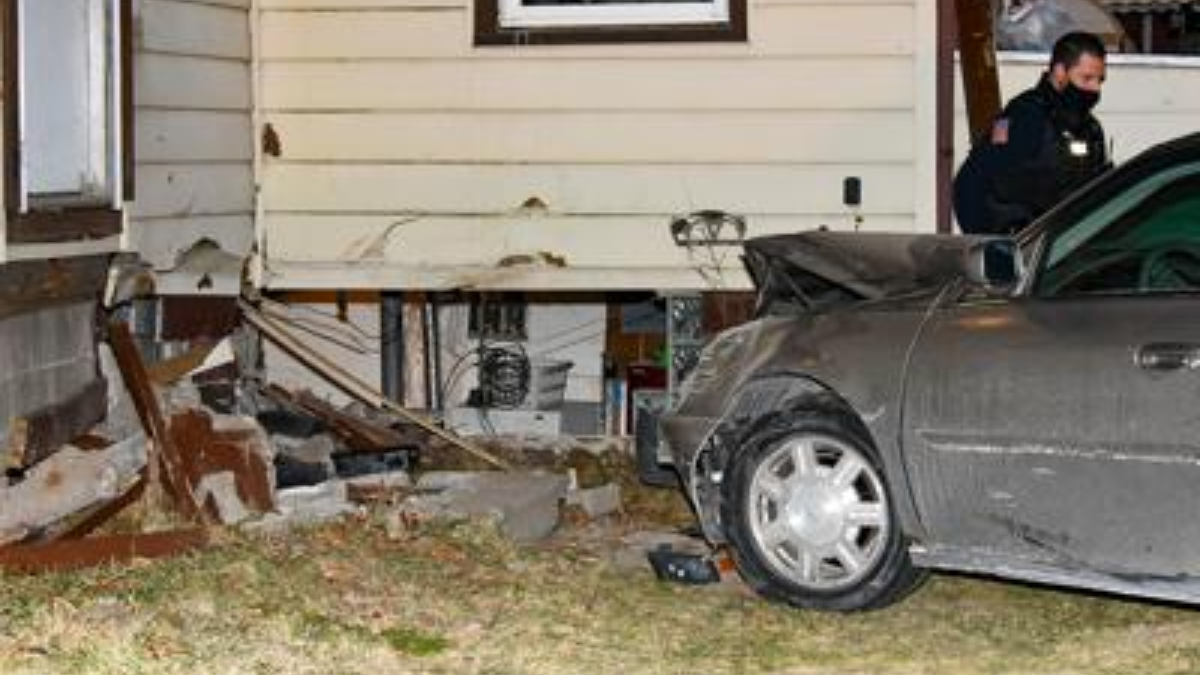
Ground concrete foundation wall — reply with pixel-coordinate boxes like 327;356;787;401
0;302;98;443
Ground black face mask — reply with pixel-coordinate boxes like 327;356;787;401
1061;82;1101;114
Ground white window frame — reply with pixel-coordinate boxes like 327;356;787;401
498;0;730;29
17;0;122;212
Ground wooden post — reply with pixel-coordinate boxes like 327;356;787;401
108;322;207;523
937;0;958;234
955;0;1003;145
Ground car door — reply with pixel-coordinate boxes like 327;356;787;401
902;163;1200;578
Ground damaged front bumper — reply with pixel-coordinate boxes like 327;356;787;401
659;413;718;478
660;411;727;543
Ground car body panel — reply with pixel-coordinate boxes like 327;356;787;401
744;231;1006;312
905;295;1200;579
911;544;1200;604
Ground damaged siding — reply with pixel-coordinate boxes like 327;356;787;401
130;0;255;269
256;0;929;291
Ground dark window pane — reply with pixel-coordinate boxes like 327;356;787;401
1039;173;1200;296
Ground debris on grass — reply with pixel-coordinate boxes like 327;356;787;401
566;482;622;520
400;471;570;543
8;289;1200;674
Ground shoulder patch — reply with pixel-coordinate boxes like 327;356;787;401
991;118;1010;145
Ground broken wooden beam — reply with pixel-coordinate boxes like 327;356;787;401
107;321;207;523
60;473;147;540
169;409;276;514
6;378;108;471
0;529;209;574
266;384;411;452
955;0;1002;143
241;301;512;471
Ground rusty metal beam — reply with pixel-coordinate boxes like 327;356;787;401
955;0;1002;144
59;474;148;540
0;529;208;574
107;322;207;523
169;409;276;514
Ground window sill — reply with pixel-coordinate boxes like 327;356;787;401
476;21;746;46
475;0;746;46
5;208;122;245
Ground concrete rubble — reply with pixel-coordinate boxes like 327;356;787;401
196;471;251;525
0;435;147;545
97;344;143;440
170;409;278;519
273;433;337;488
0;317;282;570
566;483;623;519
1;321;614;569
248;481;363;533
399;471;570;542
334;470;411;509
3;276;625;572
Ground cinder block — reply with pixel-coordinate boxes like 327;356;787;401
0;302;99;443
566;483;623;519
404;471;570;542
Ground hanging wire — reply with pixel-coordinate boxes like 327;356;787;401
258;297;381;355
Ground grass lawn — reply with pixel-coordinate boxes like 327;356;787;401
4;490;1200;675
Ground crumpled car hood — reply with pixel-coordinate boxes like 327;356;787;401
744;231;993;312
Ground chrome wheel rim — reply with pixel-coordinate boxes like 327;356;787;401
747;433;890;591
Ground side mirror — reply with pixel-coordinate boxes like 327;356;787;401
964;238;1020;291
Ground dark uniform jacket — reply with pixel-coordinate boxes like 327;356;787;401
954;74;1109;235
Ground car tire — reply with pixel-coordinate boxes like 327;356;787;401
721;400;927;611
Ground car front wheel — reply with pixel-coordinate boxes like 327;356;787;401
721;405;926;611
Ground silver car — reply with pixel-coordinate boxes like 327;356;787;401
661;132;1200;611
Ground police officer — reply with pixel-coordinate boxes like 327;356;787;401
954;31;1110;235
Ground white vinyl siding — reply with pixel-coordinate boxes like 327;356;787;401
255;0;928;291
130;0;255;269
